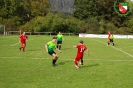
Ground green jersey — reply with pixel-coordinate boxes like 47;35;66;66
110;35;114;40
47;41;56;52
57;34;63;41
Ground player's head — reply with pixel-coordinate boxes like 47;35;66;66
79;40;84;44
52;37;57;42
108;31;110;34
23;32;25;35
58;31;61;34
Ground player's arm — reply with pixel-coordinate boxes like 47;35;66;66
62;35;64;41
45;44;48;52
55;47;62;53
73;45;77;48
86;48;89;56
19;37;21;43
84;46;89;56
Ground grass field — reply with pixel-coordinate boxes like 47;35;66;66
0;35;133;88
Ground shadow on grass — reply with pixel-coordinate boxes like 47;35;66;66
82;63;99;68
58;60;72;65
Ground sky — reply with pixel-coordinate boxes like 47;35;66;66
131;0;133;2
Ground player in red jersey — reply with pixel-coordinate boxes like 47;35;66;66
19;32;28;52
73;40;89;69
107;31;111;46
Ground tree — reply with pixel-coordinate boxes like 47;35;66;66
23;0;50;18
0;0;50;31
73;0;98;20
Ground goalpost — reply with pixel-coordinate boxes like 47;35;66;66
0;25;5;35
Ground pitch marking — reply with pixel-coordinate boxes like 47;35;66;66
93;39;133;58
10;39;34;46
1;57;133;62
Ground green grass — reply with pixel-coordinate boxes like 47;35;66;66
0;35;133;88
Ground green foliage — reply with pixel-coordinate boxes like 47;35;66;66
21;16;47;32
85;17;100;34
65;16;81;33
73;0;98;20
127;17;133;29
117;27;133;34
99;20;106;34
50;13;65;32
21;21;33;32
72;0;133;34
51;13;81;33
0;0;50;31
23;0;50;17
43;13;54;31
0;18;17;31
0;0;133;34
21;13;82;33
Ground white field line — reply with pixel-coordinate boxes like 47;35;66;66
10;39;34;46
10;43;19;46
93;39;133;58
1;57;133;62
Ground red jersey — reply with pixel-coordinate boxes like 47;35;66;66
20;34;28;43
108;33;111;39
76;44;87;55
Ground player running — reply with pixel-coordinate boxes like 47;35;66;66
73;40;89;69
56;31;64;50
45;37;62;66
19;32;28;52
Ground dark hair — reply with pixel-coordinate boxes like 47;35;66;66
79;40;83;44
52;37;57;39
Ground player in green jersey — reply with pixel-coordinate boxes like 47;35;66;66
45;37;62;66
56;31;64;50
108;34;114;46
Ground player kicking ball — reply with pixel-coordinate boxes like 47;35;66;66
45;37;62;66
73;40;89;69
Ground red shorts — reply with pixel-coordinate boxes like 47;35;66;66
75;54;83;61
21;41;26;45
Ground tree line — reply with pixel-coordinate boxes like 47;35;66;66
0;0;133;34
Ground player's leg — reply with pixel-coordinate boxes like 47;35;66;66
56;44;59;49
52;53;58;66
110;40;114;46
58;41;62;50
107;39;110;46
59;44;61;50
108;39;111;46
56;41;59;49
112;40;114;46
22;43;26;52
74;55;81;69
74;59;79;69
80;56;83;65
19;42;24;51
